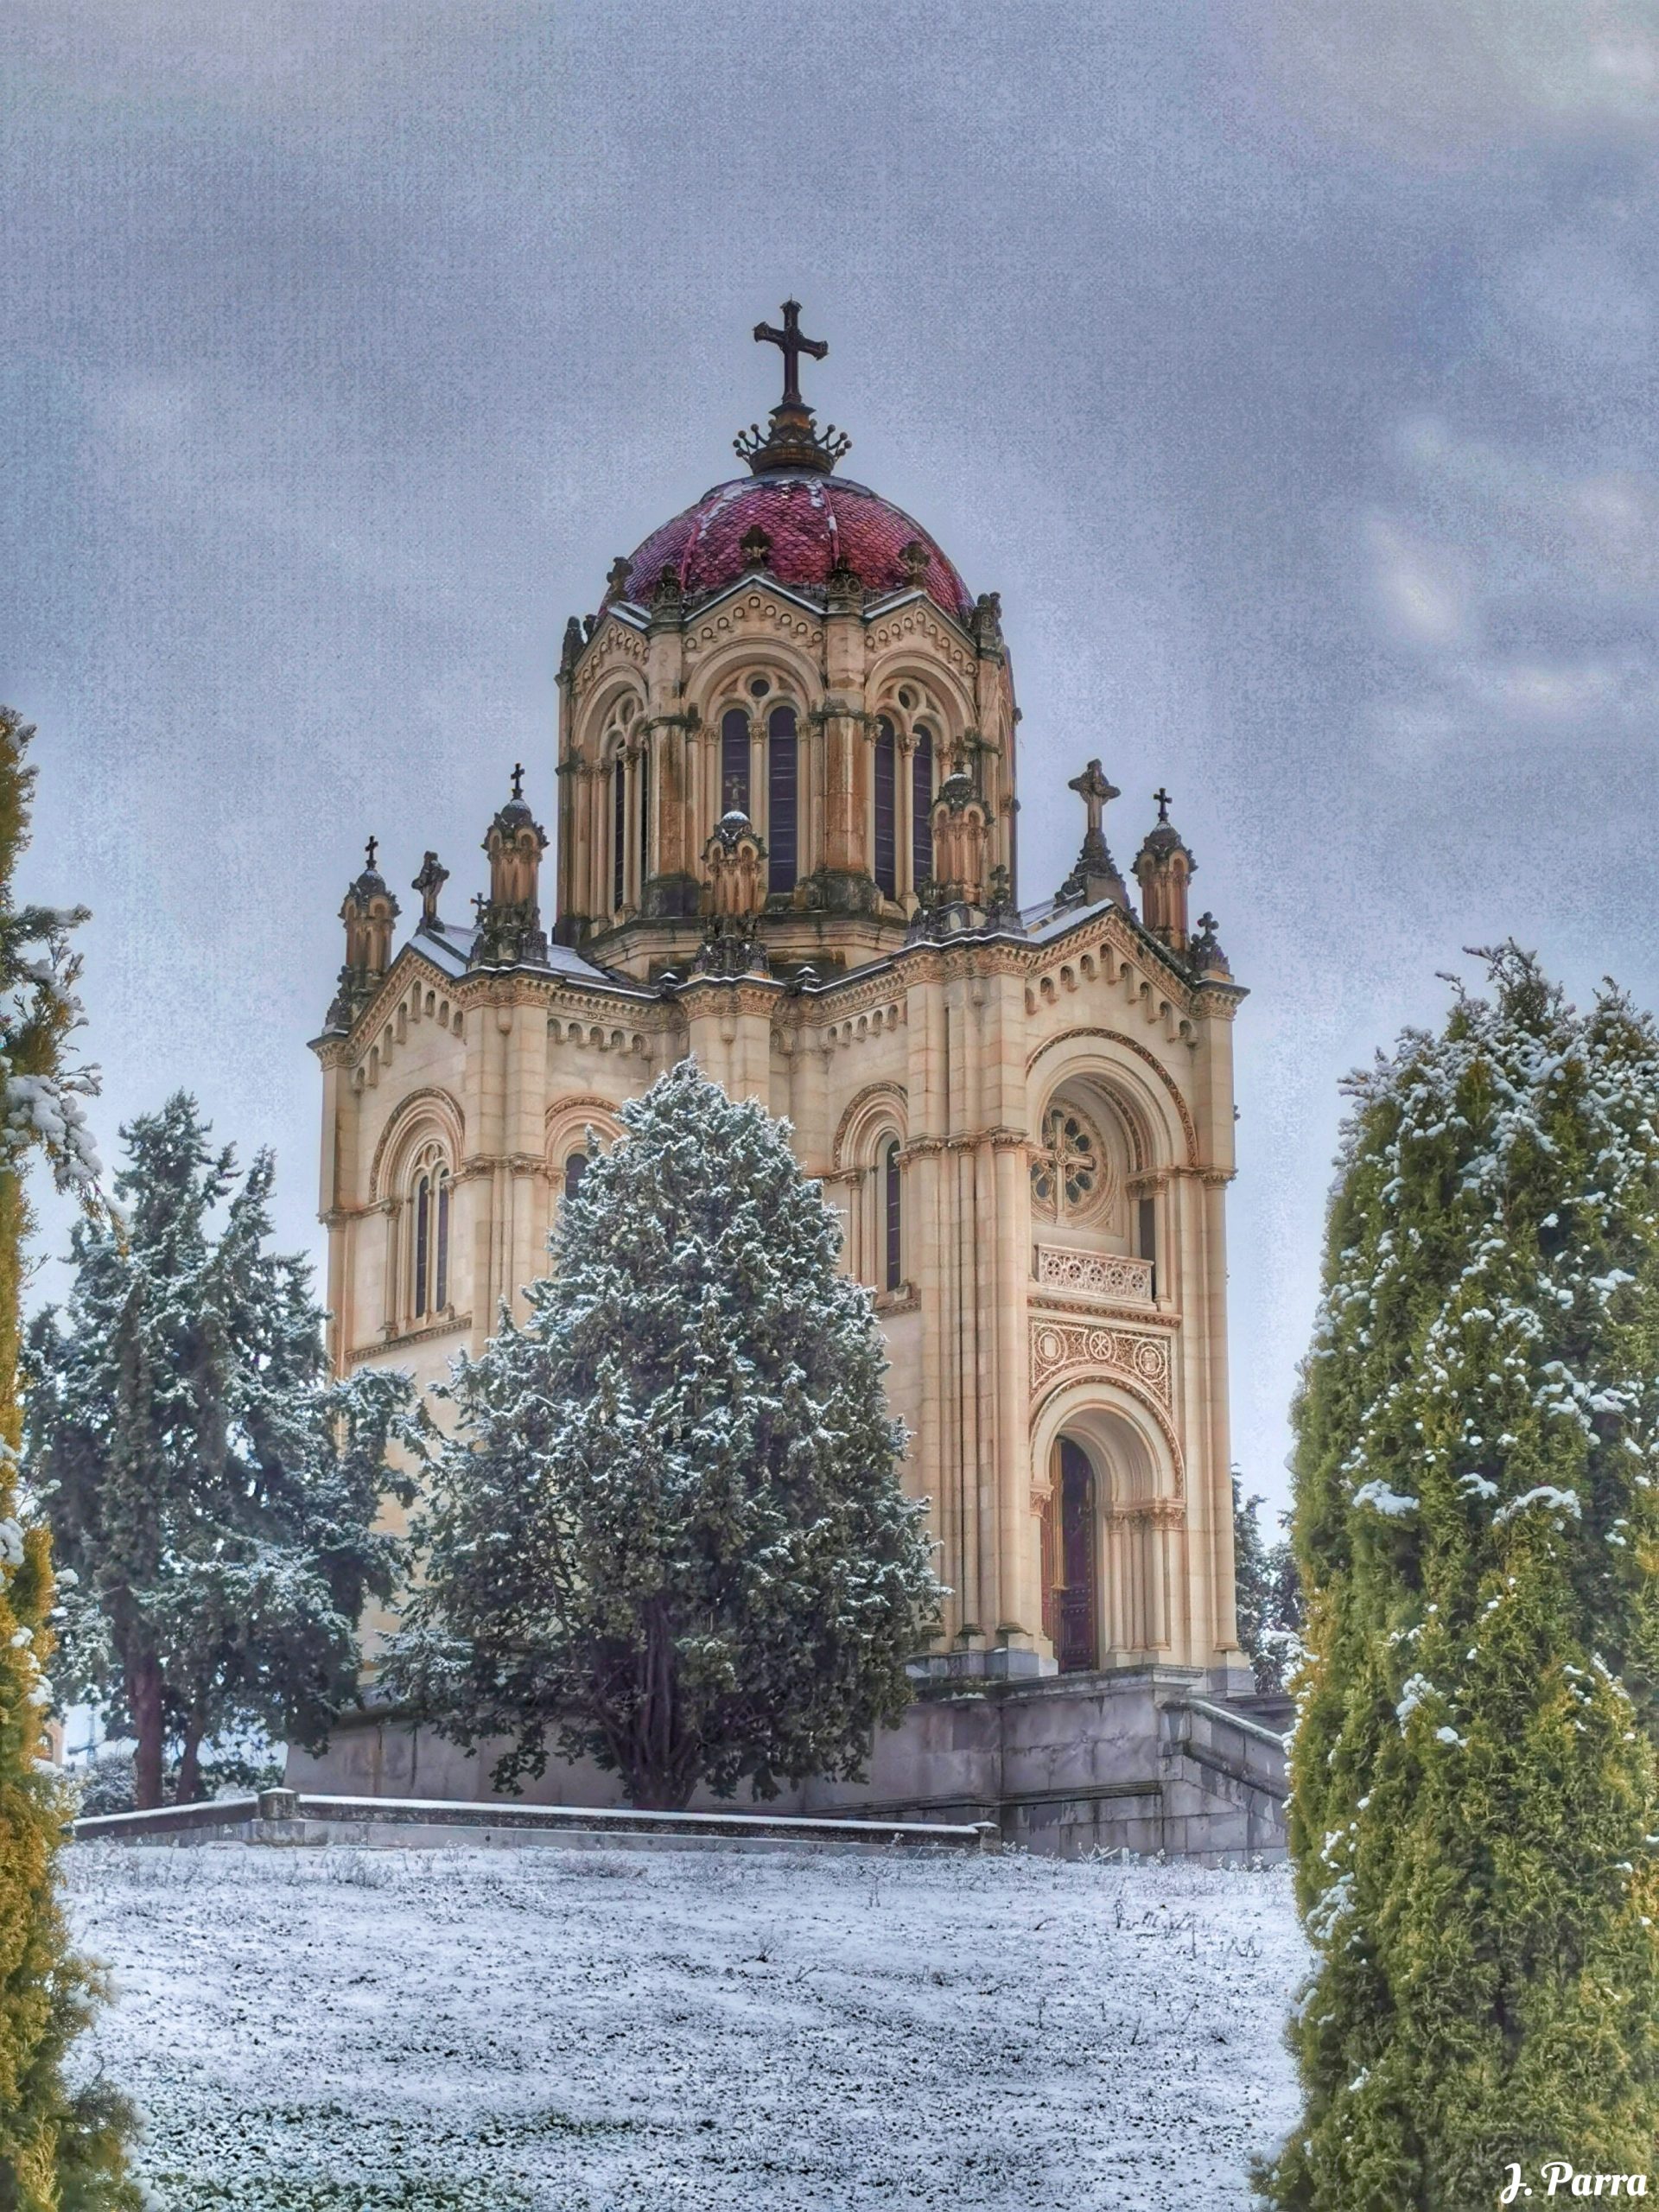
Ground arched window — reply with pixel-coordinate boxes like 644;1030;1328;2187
563;1150;588;1202
883;1140;902;1292
612;756;626;910
874;717;897;898
912;725;934;888
766;703;798;892
721;706;750;817
1030;1099;1112;1224
638;742;651;887
409;1143;451;1319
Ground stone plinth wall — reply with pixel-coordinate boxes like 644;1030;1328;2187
290;1668;1287;1863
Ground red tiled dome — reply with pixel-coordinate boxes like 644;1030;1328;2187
609;472;975;626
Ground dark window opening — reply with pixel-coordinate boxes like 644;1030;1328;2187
874;717;897;898
435;1173;449;1311
912;726;934;888
638;746;651;885
1137;1195;1157;1299
563;1151;588;1202
721;707;750;817
767;704;798;892
884;1141;902;1291
414;1175;430;1318
612;761;625;910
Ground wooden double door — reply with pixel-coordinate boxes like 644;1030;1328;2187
1047;1439;1100;1674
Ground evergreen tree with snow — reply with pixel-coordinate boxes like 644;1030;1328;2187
1263;949;1659;2210
1233;1475;1303;1696
383;1058;941;1810
27;1092;421;1811
0;705;138;2209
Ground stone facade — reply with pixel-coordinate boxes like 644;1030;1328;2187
302;310;1271;1847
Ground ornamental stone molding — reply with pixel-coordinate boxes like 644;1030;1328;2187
1030;1316;1173;1410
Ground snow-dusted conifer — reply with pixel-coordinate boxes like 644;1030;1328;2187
27;1093;421;1810
1264;950;1659;2209
0;704;137;2208
384;1058;941;1810
1233;1475;1303;1696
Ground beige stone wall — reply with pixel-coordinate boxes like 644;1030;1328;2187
318;515;1241;1685
318;890;1244;1681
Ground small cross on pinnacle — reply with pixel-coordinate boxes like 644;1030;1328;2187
511;762;525;801
364;836;378;873
1067;760;1120;842
1154;785;1172;823
723;774;746;815
753;300;828;410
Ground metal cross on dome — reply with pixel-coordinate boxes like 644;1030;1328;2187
511;762;525;801
753;300;828;410
364;836;378;873
1154;785;1173;823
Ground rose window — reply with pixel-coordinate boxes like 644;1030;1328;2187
1031;1103;1109;1222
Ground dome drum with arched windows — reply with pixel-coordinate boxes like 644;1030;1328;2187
306;308;1267;1858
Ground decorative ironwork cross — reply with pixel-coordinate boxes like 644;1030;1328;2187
1067;760;1119;839
753;300;827;409
511;762;525;800
364;836;378;872
1154;785;1172;823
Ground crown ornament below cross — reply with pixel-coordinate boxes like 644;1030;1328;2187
734;300;852;475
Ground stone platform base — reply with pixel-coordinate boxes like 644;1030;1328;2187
289;1667;1288;1863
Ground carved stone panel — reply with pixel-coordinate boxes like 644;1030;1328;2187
1030;1318;1172;1408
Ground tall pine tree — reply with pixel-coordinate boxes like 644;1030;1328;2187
27;1093;420;1809
384;1058;941;1810
0;705;137;2209
1265;950;1659;2209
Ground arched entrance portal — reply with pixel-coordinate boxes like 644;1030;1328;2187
1046;1439;1100;1674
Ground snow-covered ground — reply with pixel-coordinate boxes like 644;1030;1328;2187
64;1840;1306;2211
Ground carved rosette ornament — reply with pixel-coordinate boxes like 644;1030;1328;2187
1030;1319;1172;1408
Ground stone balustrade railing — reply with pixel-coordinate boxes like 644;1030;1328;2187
1033;1245;1154;1305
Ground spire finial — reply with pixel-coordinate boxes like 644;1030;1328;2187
511;762;525;801
734;301;851;475
364;835;378;874
1154;785;1172;823
754;299;827;410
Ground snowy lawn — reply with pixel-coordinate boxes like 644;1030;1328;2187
65;1840;1306;2212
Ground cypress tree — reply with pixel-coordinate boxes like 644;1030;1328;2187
1265;950;1659;2209
0;705;137;2208
384;1058;941;1810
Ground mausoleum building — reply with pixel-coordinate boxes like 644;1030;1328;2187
296;309;1285;1856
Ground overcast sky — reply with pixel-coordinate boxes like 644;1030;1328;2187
5;2;1658;1511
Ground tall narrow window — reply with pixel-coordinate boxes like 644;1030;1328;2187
883;1141;902;1292
766;703;798;892
563;1151;588;1202
413;1175;430;1318
638;744;651;887
912;726;934;888
721;707;750;817
612;759;625;910
434;1171;450;1312
874;717;897;898
1138;1195;1158;1300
